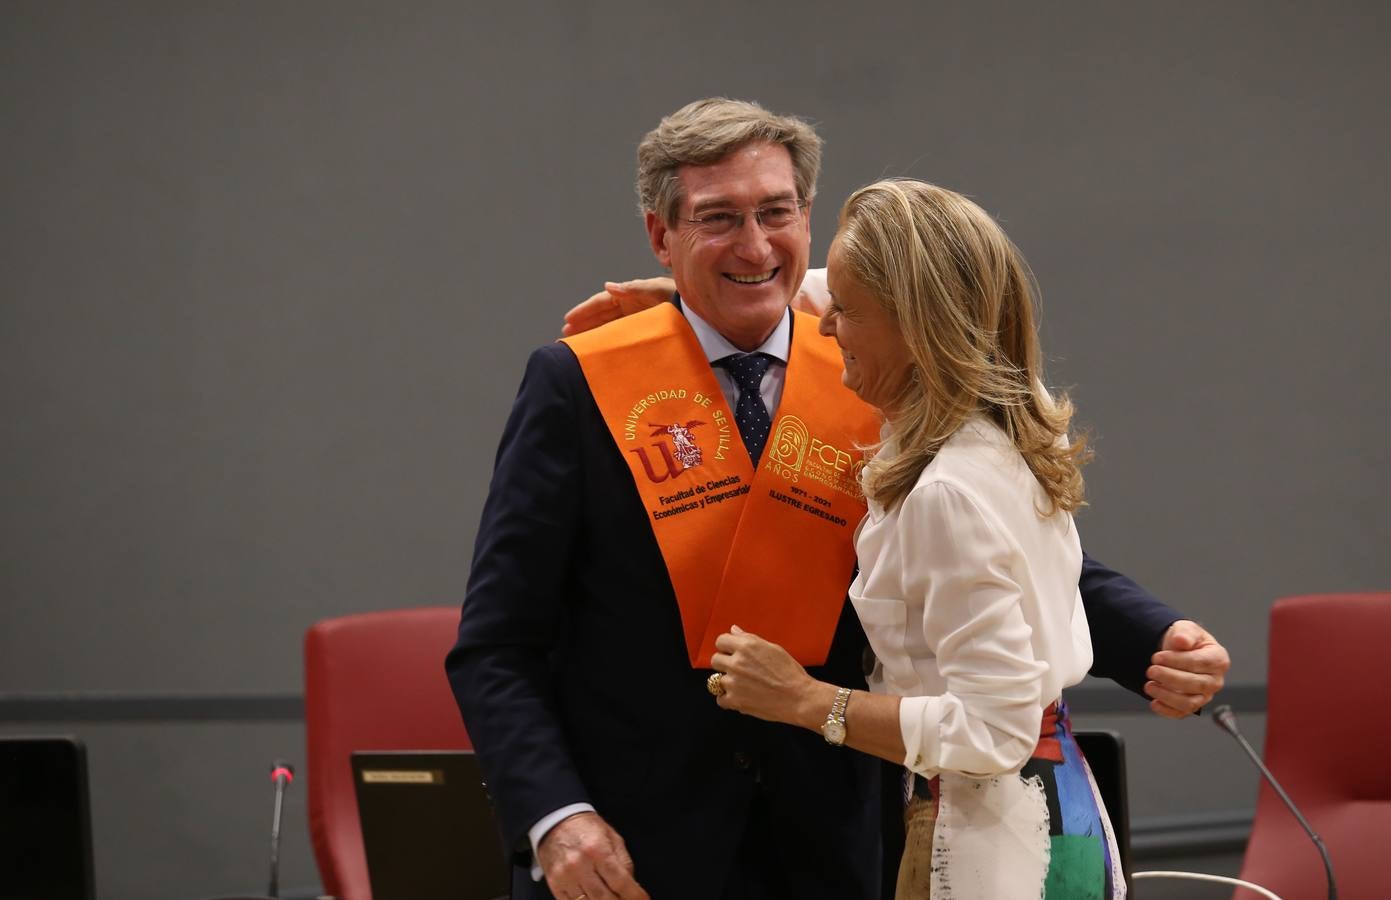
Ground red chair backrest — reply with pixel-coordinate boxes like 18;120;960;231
304;607;470;900
1236;592;1391;900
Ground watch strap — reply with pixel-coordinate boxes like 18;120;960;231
822;686;852;745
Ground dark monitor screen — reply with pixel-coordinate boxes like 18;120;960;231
0;736;95;900
351;750;509;900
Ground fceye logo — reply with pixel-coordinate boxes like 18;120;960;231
765;415;863;496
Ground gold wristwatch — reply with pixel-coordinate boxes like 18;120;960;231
821;687;852;746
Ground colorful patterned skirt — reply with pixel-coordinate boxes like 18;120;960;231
894;700;1124;899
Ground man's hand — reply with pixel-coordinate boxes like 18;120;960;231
1145;620;1230;719
561;278;676;337
537;811;649;900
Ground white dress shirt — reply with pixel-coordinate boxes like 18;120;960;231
681;301;790;416
851;417;1093;777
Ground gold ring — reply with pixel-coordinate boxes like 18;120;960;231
574;895;587;900
706;672;725;697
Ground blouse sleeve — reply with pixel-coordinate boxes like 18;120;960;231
794;268;830;315
896;481;1049;778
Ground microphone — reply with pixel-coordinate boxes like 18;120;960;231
1211;705;1337;900
267;760;295;899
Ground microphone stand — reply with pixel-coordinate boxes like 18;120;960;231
199;760;296;900
267;761;295;899
1212;705;1337;900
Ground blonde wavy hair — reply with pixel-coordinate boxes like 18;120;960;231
636;98;822;226
834;178;1090;514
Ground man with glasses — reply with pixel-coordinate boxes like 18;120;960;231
447;98;1227;900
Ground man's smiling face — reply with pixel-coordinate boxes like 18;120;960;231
646;141;811;351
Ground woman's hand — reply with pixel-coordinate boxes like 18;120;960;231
710;625;827;726
561;277;676;336
560;271;828;337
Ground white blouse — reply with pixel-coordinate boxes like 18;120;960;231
850;418;1092;779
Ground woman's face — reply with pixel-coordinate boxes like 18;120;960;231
819;237;916;414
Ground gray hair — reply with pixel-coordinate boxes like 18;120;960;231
636;98;823;226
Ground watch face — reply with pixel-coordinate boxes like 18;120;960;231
823;721;846;745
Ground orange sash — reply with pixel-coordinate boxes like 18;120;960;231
562;304;880;667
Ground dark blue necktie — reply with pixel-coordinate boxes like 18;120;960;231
717;353;774;465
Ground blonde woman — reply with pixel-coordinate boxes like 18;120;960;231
709;179;1123;898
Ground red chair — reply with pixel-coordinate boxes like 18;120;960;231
304;607;471;900
1235;592;1391;900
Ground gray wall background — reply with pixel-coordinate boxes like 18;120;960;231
3;2;1387;898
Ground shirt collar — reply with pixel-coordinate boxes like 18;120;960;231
678;296;791;365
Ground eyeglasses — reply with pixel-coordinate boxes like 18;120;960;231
681;199;808;238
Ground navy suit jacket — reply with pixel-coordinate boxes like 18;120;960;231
446;340;1179;899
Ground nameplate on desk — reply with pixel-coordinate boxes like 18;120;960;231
359;768;445;785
